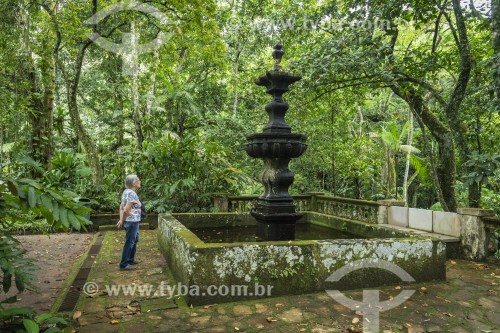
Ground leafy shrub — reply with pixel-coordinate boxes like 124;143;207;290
0;177;91;331
140;134;252;212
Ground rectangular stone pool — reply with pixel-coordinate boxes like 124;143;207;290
158;212;446;305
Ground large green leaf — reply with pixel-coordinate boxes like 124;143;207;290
59;207;69;228
22;319;40;333
40;194;53;212
0;306;34;319
0;295;17;304
2;272;12;293
27;187;37;208
67;210;80;230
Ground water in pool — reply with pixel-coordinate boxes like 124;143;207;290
189;223;361;243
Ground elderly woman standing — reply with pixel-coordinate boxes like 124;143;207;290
117;174;142;270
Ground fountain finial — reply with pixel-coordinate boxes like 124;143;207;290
272;44;284;71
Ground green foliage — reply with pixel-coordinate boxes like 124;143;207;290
0;235;38;296
464;152;500;186
0;178;92;232
141;134;253;212
0;177;87;331
44;151;92;190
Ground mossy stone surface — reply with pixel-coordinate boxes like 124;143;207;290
158;213;446;305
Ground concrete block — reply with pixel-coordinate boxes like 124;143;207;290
433;211;461;237
409;208;433;232
388;206;409;227
457;208;495;217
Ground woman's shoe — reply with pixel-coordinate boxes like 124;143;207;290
120;264;136;270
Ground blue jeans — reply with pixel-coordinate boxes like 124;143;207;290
119;221;139;268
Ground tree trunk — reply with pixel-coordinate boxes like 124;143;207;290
39;31;56;166
392;87;457;212
145;38;161;117
402;112;413;206
113;61;125;150
492;0;500;99
232;49;241;118
130;22;144;149
27;58;45;172
64;45;103;187
23;10;54;172
445;0;480;207
331;107;337;196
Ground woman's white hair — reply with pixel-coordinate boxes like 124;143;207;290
124;174;140;189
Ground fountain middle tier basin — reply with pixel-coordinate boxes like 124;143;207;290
158;212;446;306
246;133;307;159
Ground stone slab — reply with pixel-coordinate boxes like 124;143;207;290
433;211;461;237
419;232;460;243
408;208;433;232
388;206;409;227
457;208;495;217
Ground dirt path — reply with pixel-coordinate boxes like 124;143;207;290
2;233;94;313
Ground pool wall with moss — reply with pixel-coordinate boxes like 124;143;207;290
157;212;446;305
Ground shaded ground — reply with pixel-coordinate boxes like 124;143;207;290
3;233;94;312
71;230;500;333
3;230;500;332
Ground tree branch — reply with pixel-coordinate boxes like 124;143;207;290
432;12;442;52
434;0;460;50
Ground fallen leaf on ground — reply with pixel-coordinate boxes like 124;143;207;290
450;260;457;264
395;286;401;290
352;317;360;324
203;304;217;309
275;303;284;308
355;311;363;316
435;296;451;303
443;312;455;317
72;311;82;320
422;303;428;307
420;287;427;292
256;324;264;329
234;327;240;331
110;320;119;325
266;317;278;322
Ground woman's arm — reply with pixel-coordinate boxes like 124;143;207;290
117;202;133;229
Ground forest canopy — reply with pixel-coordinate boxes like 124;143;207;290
0;0;499;215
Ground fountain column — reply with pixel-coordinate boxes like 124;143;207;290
246;44;307;241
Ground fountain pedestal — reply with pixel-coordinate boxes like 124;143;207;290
246;45;307;240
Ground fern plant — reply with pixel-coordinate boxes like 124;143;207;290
0;177;89;332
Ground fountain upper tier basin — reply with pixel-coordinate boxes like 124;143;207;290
157;212;446;306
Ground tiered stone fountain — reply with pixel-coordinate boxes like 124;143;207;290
157;44;446;306
246;44;307;241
